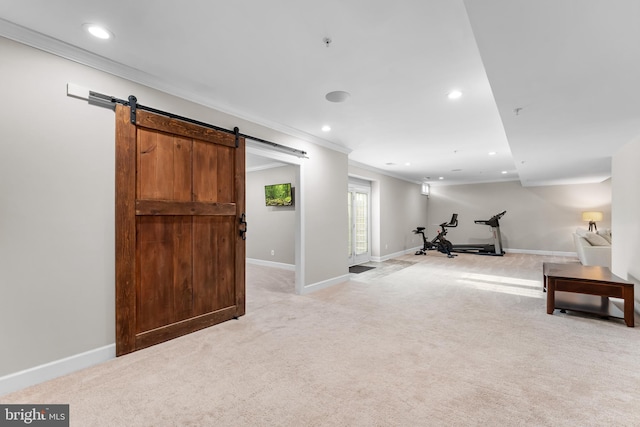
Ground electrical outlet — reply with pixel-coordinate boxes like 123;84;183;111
270;250;275;256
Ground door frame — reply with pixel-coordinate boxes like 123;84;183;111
246;142;304;294
348;178;372;266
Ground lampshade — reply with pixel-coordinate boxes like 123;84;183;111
582;211;603;222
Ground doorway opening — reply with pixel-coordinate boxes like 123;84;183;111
246;143;304;294
348;178;371;266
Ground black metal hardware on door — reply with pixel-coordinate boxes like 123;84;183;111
239;213;248;240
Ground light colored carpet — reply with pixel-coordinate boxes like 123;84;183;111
3;253;639;426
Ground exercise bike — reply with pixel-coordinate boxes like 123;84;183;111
444;210;507;256
413;219;457;258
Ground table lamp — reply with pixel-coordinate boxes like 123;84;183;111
582;211;603;232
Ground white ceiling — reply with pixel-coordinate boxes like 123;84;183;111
1;0;639;186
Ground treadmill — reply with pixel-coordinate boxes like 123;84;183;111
445;211;506;256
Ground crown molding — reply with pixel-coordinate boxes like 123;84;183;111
348;159;422;184
246;162;289;173
0;18;350;156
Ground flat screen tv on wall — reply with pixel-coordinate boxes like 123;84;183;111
265;183;293;206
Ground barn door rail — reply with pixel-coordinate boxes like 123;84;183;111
88;91;308;158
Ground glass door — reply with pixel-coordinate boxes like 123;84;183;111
348;181;371;266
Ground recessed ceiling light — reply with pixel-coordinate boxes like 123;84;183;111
488;151;497;156
325;91;351;103
84;23;113;40
501;171;508;174
447;90;462;100
321;125;331;132
405;162;411;166
439;176;444;180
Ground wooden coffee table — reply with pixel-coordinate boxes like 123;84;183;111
543;262;635;327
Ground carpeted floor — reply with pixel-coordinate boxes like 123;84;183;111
2;252;639;426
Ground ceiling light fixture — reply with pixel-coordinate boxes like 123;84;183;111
325;91;350;103
439;176;444;180
447;90;462;100
83;23;113;40
488;151;497;156
321;125;331;132
501;171;508;174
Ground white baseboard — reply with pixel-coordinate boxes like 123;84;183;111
246;258;295;271
300;274;350;295
370;247;576;261
370;247;420;263
504;248;578;257
0;344;115;397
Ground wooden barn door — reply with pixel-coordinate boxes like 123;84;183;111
115;104;245;356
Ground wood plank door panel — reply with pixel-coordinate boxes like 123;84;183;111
136;215;193;332
193;216;236;315
115;104;245;356
137;131;192;201
193;139;235;202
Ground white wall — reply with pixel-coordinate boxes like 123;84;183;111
612;135;640;302
246;166;296;265
0;37;348;382
427;180;611;254
0;38;118;378
302;146;349;286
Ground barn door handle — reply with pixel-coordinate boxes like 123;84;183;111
239;213;247;240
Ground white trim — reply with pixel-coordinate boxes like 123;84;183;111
370;247;420;262
0;344;115;396
348;179;372;266
246;142;292;172
300;274;350;295
295;162;305;295
246;162;288;173
348;159;421;184
371;247;578;262
504;248;578;257
246;258;295;271
246;143;303;163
